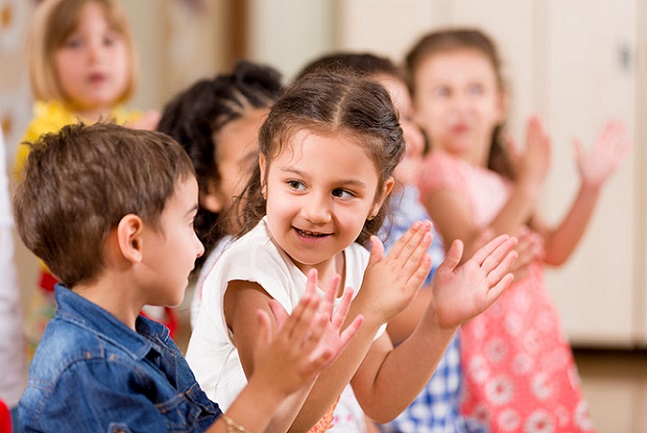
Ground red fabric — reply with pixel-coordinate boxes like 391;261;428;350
38;270;58;293
140;307;179;340
419;151;596;432
0;400;11;433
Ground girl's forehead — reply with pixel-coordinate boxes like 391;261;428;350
278;128;369;158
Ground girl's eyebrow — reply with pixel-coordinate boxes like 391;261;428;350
281;166;368;189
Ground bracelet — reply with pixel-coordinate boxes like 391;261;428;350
221;413;253;433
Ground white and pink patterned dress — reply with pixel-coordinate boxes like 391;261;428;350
418;150;595;433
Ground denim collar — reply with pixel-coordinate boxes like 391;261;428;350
54;284;168;360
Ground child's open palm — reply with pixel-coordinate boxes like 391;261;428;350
505;116;551;188
359;220;434;324
250;269;363;397
429;235;518;330
575;120;631;189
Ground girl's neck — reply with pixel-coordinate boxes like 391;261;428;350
70;103;116;123
440;146;489;169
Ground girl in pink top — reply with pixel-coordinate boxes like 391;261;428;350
406;28;630;432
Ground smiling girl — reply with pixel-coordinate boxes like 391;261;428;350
186;71;519;433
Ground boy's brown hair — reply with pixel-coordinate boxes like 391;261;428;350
13;123;195;288
28;0;138;104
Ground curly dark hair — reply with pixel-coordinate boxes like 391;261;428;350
157;60;283;265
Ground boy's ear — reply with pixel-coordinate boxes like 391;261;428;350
200;178;224;213
116;214;145;264
370;176;395;219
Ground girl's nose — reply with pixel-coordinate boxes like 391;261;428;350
87;39;104;62
300;193;331;224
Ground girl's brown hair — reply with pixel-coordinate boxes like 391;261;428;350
406;28;514;180
237;71;405;245
28;0;138;105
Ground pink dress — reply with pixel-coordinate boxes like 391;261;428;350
418;151;595;433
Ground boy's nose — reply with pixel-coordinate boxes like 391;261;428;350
195;236;205;259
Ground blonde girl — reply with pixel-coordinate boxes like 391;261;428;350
17;0;160;350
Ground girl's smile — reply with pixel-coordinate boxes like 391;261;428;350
261;128;389;284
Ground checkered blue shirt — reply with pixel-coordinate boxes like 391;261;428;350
377;186;488;433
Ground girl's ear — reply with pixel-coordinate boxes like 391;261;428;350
370;176;395;219
116;214;145;264
200;178;224;213
258;153;267;181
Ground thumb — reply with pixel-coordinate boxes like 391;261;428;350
367;235;385;267
439;239;463;272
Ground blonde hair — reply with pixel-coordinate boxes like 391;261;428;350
27;0;138;105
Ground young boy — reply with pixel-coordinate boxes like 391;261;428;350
13;123;362;433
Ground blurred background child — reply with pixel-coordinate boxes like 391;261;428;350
14;0;160;351
407;28;630;432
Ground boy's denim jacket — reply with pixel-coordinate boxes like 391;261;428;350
19;285;222;433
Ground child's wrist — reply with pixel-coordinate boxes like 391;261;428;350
242;375;288;416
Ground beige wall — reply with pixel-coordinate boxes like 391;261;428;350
2;0;646;347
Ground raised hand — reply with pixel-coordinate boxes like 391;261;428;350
575;120;631;189
251;269;363;396
428;234;518;330
505;116;551;189
358;220;433;324
509;225;544;281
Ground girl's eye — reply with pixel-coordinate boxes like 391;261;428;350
332;188;353;199
104;33;121;47
433;87;450;98
287;180;305;191
64;38;82;49
468;83;484;96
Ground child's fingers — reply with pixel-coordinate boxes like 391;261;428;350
281;293;318;342
400;231;433;282
256;309;273;348
386;220;429;261
480;237;518;274
337;314;364;349
470;234;510;266
268;299;289;331
320;273;341;320
484;273;514;307
367;235;386;267
438;239;464;273
331;287;355;330
486;249;519;288
305;269;318;298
